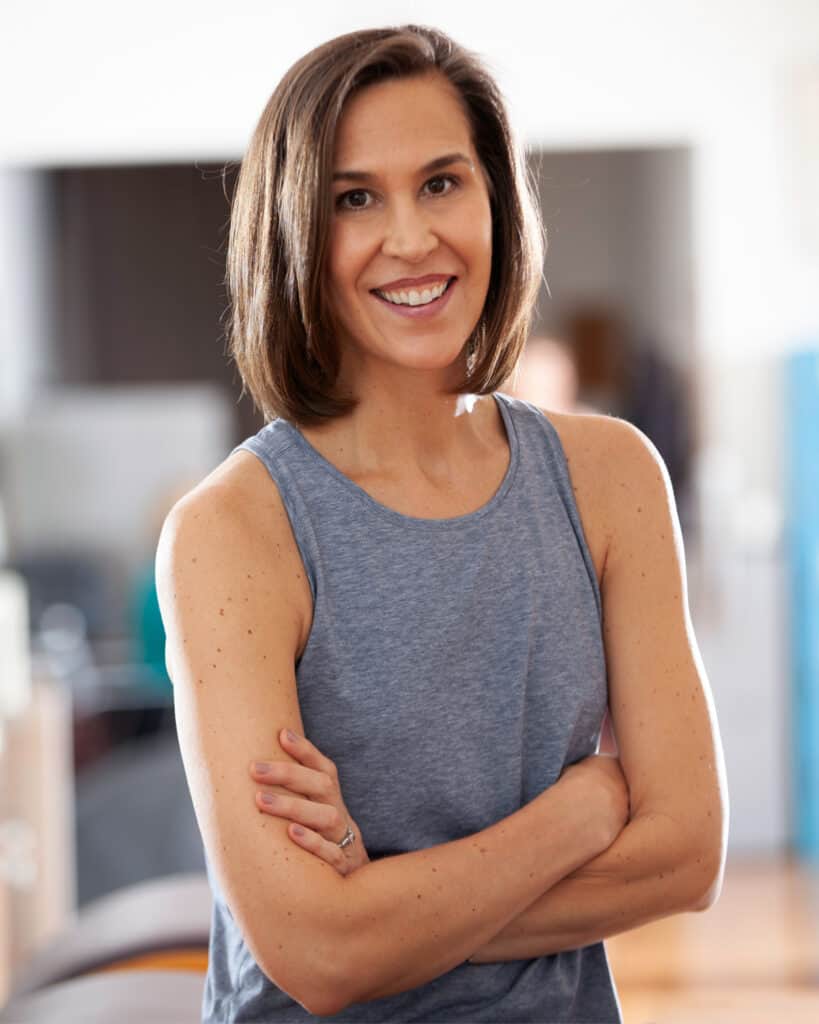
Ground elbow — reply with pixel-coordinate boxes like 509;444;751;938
313;875;379;1015
309;987;349;1019
295;895;359;1017
316;924;362;1015
262;949;350;1018
273;861;397;1013
256;896;355;1016
691;861;725;912
689;838;727;912
310;943;358;1020
306;957;356;1017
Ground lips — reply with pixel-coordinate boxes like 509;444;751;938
373;277;455;305
370;276;458;318
371;275;456;294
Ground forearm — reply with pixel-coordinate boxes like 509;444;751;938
330;780;610;1012
470;810;710;962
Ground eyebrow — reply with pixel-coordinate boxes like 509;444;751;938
331;151;474;184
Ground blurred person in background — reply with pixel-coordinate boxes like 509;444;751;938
504;332;595;414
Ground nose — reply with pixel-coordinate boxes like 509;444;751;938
380;198;438;263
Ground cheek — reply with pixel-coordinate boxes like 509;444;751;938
464;209;493;282
328;226;370;298
456;193;493;259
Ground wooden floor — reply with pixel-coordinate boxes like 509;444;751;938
606;854;819;1023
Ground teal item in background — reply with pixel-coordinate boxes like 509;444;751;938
785;347;819;861
130;561;172;695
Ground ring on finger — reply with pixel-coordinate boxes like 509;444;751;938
335;824;355;850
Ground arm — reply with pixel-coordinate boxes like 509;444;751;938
469;415;729;962
157;462;618;1018
467;809;709;962
336;765;617;1011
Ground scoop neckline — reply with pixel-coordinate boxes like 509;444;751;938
280;391;519;529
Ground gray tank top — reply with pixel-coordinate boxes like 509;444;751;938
202;390;622;1022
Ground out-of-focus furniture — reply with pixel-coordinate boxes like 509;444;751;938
0;968;207;1023
0;673;74;1006
73;722;206;907
0;872;210;1023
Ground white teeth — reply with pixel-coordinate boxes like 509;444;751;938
376;280;450;306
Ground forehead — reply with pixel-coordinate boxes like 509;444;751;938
333;73;475;168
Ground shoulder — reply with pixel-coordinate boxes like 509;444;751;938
532;407;668;586
168;443;290;519
156;447;313;666
538;405;655;475
156;453;285;593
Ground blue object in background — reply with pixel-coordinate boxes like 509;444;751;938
130;561;172;696
784;348;819;861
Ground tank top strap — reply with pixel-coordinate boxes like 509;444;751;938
229;422;320;603
494;392;602;623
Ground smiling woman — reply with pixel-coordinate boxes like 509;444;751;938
155;20;726;1024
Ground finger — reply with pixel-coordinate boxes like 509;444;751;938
279;729;338;780
287;823;350;876
250;760;333;802
256;791;342;834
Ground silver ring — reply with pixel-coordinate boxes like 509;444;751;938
336;824;356;849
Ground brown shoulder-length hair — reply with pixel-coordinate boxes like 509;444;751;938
225;24;545;426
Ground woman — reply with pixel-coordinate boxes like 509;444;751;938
156;24;727;1023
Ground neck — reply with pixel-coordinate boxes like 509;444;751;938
304;364;493;481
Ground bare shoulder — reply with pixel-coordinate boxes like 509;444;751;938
155;454;300;682
542;405;682;587
158;449;313;663
169;446;290;522
536;407;630;590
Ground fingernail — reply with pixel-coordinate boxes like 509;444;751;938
254;762;270;774
286;729;298;743
292;825;304;836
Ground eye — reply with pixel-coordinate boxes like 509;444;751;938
335;188;371;212
334;173;461;213
424;173;460;197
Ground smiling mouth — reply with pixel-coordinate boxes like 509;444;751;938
371;276;457;307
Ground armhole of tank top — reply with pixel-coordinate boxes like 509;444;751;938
230;438;318;607
523;402;604;624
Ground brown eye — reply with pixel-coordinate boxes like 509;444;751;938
425;174;459;197
336;189;370;211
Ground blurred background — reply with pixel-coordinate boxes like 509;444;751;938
0;1;817;1021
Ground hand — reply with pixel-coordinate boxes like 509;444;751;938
249;728;371;877
559;752;631;846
